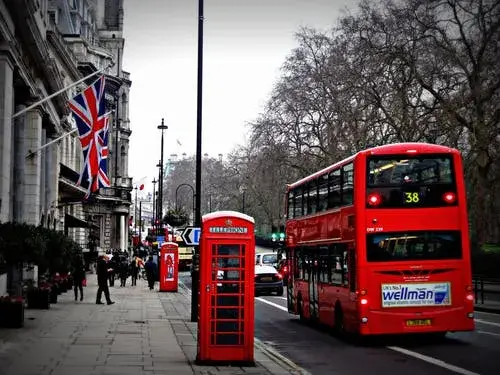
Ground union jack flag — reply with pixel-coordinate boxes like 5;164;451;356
68;75;110;198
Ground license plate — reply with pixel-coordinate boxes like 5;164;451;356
260;277;272;282
406;319;432;327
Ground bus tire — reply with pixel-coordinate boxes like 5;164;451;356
334;303;345;336
277;287;284;296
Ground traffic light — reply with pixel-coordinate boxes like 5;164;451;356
271;233;277;242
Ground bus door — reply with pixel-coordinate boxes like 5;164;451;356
286;247;295;312
308;250;319;320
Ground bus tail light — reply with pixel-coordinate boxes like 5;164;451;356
367;193;382;206
465;285;474;302
443;192;456;204
275;273;283;280
357;289;368;305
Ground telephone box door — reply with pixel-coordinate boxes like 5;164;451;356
197;211;255;365
159;242;178;292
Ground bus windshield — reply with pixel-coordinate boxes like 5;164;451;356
366;231;462;262
366;155;456;208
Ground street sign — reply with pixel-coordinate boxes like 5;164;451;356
181;226;201;246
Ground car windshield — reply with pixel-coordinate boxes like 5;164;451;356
262;254;277;265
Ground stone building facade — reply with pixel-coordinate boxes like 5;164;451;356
0;0;132;256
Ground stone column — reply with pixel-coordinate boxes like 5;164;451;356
39;129;47;224
24;109;42;225
124;214;130;255
120;214;126;251
46;135;59;227
0;53;14;223
13;105;26;222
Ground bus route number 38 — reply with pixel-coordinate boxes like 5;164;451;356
404;192;420;204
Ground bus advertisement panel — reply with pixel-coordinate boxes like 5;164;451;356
285;143;474;336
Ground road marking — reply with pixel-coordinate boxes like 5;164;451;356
274;296;287;300
477;330;500;337
475;318;500;327
387;346;481;375
256;297;289;312
256;299;484;375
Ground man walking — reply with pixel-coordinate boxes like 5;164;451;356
96;255;115;305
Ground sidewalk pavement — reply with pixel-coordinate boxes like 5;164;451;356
0;276;307;375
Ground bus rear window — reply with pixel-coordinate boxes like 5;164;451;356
366;156;456;208
367;231;462;262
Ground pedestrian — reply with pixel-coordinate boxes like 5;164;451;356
119;258;129;287
72;256;86;301
144;256;156;290
96;255;115;305
130;255;138;286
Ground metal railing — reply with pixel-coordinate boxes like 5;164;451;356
473;275;500;305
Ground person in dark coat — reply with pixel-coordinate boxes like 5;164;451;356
72;257;86;301
144;256;156;290
130;256;139;286
96;256;114;305
119;259;129;287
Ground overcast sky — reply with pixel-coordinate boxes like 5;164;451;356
123;0;353;194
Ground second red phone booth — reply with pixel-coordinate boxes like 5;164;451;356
197;211;255;365
159;242;178;292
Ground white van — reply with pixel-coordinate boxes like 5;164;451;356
255;252;285;268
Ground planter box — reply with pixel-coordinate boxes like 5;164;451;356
0;298;24;328
49;287;58;304
27;289;50;309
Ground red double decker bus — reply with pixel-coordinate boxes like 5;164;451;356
285;143;474;336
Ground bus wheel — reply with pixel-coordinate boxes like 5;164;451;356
334;304;345;336
277;287;284;296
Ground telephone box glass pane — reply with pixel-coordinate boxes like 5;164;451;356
217;244;241;256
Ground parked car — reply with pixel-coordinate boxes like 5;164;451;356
255;265;283;296
255;252;285;268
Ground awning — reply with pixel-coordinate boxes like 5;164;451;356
64;214;99;230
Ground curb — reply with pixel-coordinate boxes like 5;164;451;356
178;281;310;374
254;338;311;375
475;305;500;314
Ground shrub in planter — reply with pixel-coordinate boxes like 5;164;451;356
49;284;58;304
26;286;50;310
0;296;24;328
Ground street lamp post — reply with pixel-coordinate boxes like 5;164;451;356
156;160;162;227
152;178;157;229
158;118;168;228
192;0;204;323
134;186;138;235
139;200;142;235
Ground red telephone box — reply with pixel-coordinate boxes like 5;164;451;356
159;242;178;292
197;211;255;365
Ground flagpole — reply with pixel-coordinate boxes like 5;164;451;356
26;110;114;158
12;62;114;119
26;128;77;158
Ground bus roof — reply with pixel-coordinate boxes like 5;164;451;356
287;142;459;190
